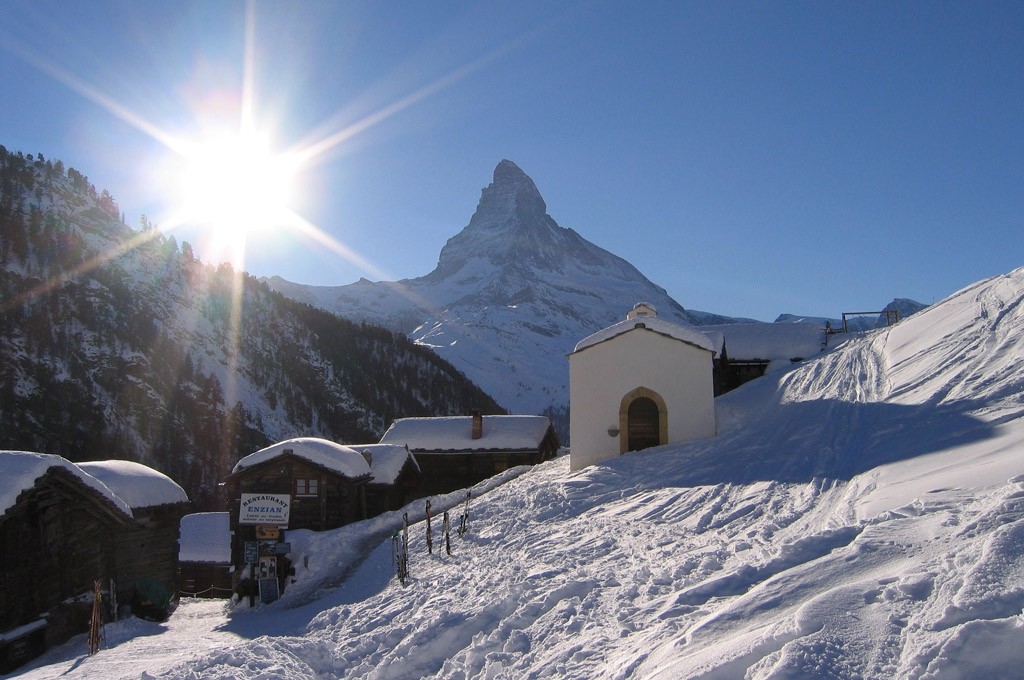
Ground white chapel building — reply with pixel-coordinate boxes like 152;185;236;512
569;302;717;471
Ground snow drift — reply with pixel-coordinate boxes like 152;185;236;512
16;267;1024;679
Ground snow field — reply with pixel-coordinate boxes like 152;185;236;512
12;267;1024;679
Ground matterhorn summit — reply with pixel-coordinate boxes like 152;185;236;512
466;159;548;232
432;159;564;274
266;160;733;423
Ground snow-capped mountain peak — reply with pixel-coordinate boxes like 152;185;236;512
467;158;548;231
434;159;619;278
267;161;723;424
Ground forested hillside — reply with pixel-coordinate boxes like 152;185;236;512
0;146;502;509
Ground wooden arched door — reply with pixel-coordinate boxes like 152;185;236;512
627;396;661;451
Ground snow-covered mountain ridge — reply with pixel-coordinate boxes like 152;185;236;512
267;160;924;426
266;161;745;424
22;267;1024;678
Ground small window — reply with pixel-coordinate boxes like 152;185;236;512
295;478;319;497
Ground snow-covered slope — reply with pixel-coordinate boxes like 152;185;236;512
266;161;742;422
17;267;1024;678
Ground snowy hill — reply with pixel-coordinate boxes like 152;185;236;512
776;297;929;331
18;267;1024;678
265;160;744;425
0;147;500;509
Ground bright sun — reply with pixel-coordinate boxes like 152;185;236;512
177;131;297;243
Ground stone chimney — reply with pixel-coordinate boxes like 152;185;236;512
471;410;483;440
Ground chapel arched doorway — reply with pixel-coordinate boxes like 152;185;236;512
618;387;668;453
627;397;660;451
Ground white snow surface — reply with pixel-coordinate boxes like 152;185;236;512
573;316;717;354
0;451;133;519
178;512;232;564
13;266;1024;680
702;320;827;362
231;437;371;478
78;460;189;509
356;444;420;486
380;415;553;452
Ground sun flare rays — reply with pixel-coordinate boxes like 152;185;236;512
0;0;538;367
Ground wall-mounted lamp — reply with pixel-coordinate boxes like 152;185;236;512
607;427;620;437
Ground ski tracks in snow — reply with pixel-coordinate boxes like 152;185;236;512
644;475;1024;680
137;456;1024;680
315;468;873;679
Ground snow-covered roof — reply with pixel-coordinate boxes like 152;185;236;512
231;437;372;478
379;415;553;452
78;460;189;509
573;316;716;354
0;450;133;519
352;443;420;485
701;321;824;361
179;512;232;563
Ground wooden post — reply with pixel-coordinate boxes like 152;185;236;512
88;580;103;655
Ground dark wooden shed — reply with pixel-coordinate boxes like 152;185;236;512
356;444;423;515
78;461;190;618
378;413;560;496
0;452;133;673
178;512;233;599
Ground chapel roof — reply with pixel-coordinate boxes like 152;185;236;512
572;315;717;354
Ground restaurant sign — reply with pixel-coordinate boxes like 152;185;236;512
239;493;291;526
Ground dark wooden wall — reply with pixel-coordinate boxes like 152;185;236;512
410;425;560;497
112;503;189;608
415;446;558;496
0;469;127;671
178;562;233;599
366;460;422;515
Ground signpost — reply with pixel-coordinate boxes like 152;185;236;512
238;495;291;605
255;525;280;540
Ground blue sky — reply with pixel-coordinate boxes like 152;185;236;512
1;1;1021;321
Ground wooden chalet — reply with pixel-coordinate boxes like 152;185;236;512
702;321;826;396
355;443;423;515
378;412;560;496
221;438;373;598
78;461;190;619
0;451;134;673
178;512;233;599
